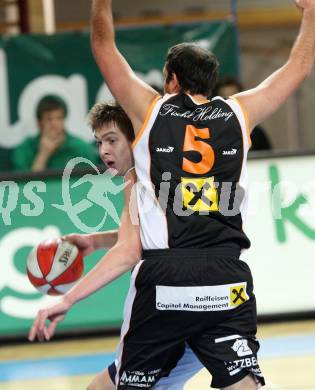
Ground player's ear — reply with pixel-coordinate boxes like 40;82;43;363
168;72;181;94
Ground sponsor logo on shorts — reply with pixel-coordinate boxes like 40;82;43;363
156;283;248;312
230;284;248;306
225;338;263;378
225;357;259;376
231;339;253;357
120;369;161;388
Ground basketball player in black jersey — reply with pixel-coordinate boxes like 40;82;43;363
29;0;315;389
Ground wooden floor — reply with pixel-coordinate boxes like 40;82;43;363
1;320;315;390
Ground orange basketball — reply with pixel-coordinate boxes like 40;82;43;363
26;239;84;295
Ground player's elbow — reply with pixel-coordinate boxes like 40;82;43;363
91;37;103;60
289;55;314;80
91;38;115;69
126;242;142;267
298;58;313;79
115;236;141;267
303;62;314;78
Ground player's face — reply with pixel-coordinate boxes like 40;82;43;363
94;122;133;175
38;109;65;137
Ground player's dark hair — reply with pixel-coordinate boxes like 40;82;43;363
36;95;67;120
88;102;135;143
165;43;219;97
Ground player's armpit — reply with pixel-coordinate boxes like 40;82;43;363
233;7;315;131
91;0;159;135
232;62;311;131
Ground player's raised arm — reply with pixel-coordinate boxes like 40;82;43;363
28;170;141;342
233;0;315;131
91;0;159;133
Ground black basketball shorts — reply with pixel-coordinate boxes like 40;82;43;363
115;248;265;389
108;343;203;389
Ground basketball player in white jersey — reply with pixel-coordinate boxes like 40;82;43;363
68;102;204;389
29;102;203;389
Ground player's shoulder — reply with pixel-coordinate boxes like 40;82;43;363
161;93;177;102
211;95;232;105
212;95;242;110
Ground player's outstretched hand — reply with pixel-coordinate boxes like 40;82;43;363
28;297;72;342
62;233;95;258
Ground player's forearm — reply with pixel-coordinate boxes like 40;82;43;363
65;242;140;305
90;230;118;250
288;7;315;76
91;0;115;49
261;8;315;92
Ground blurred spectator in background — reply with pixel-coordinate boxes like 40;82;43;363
12;96;98;172
214;77;273;152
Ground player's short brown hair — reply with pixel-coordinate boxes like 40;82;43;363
88;103;135;143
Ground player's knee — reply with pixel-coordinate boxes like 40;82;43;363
222;374;258;390
86;383;93;390
86;380;98;390
87;369;115;390
86;381;105;390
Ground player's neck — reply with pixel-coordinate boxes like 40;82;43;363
185;92;209;105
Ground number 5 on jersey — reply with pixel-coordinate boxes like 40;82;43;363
182;125;215;174
181;125;219;213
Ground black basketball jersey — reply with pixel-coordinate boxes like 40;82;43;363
132;93;251;251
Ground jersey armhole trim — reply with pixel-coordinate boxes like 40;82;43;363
123;166;136;182
230;96;252;148
132;95;161;150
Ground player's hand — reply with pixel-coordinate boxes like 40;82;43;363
62;233;96;257
28;297;72;342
